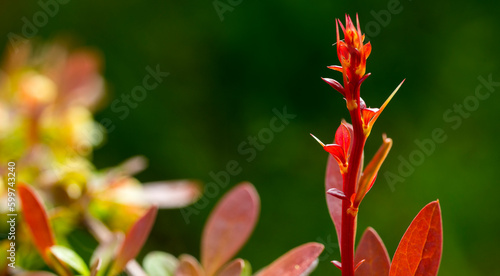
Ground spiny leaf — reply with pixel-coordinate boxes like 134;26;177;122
201;182;260;276
334;121;351;155
50;246;90;276
108;205;158;276
256;243;324;276
18;184;55;263
354;227;390;276
366;79;405;131
390;201;443;276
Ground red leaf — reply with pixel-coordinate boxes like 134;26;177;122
361;108;378;125
256;243;324;276
322;77;345;97
217;259;244;276
353;135;392;208
176;254;205;276
363;42;372;59
327;65;343;72
325;153;343;245
335;122;351;153
354;227;390;276
390;201;443;276
109;205;158;276
18;184;55;263
201;182;260;276
324;144;346;165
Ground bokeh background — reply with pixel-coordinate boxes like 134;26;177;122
1;0;499;275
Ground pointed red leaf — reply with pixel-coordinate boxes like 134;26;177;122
366;80;405;131
354;227;390;276
176;254;205;276
354;135;392;208
363;42;372;59
109;206;158;276
390;201;442;276
324;144;346;165
334;122;351;153
361;108;378;125
201;182;260;276
327;65;343;72
18;184;55;263
256;243;324;276
217;258;244;276
322;77;345;96
325;153;343;245
358;73;371;87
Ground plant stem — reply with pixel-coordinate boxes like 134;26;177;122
341;87;366;276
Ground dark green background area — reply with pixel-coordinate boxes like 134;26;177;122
2;0;499;275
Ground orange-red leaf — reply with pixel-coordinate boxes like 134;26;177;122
322;77;345;97
354;227;390;276
201;182;260;276
390;201;442;276
325;153;343;245
256;243;324;276
176;254;205;276
109;205;158;276
324;144;347;165
18;184;55;262
354;134;392;208
335;122;351;153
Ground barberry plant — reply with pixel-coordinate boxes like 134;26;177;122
17;181;325;275
311;14;443;275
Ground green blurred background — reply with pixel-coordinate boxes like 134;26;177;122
2;0;499;275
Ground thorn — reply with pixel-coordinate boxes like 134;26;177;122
310;133;325;147
327;188;348;200
332;39;345;46
331;260;342;270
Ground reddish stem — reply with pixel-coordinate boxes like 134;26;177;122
340;83;366;276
